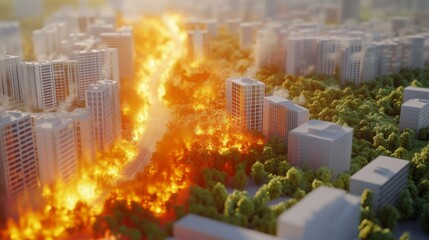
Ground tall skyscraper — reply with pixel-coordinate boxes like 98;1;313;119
361;44;381;82
52;60;78;103
407;35;425;70
0;21;23;58
100;26;134;79
86;80;121;152
32;23;68;60
226;77;265;132
20;61;57;112
71;49;102;101
100;48;120;83
263;96;309;144
288;120;353;175
0;55;22;104
63;108;96;169
33;114;77;185
287;36;317;76
340;0;360;23
0;111;39;221
316;38;338;76
187;29;210;62
339;38;362;86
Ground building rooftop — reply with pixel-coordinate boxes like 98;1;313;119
174;214;281;240
402;99;429;109
228;77;265;87
265;96;308;112
404;86;429;93
33;113;72;130
350;156;409;186
278;186;360;228
290;120;353;141
0;111;29;127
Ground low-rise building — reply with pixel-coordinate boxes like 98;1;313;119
277;186;360;240
350;156;409;209
403;86;429;102
399;98;429;134
288;120;353;175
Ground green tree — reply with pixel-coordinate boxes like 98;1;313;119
267;177;283;199
286;167;302;191
399;232;411;240
378;205;400;230
251;161;267;185
400;130;413;150
397;189;414;220
315;167;332;182
361;189;373;209
421;203;429;232
358;219;395;240
211;182;228;212
233;169;248;190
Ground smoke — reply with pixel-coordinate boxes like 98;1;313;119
272;86;289;99
295;92;307;106
56;93;77;112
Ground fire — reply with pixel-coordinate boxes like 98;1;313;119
1;15;186;239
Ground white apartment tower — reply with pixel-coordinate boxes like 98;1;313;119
287;37;317;76
316;38;338;76
0;111;39;220
407;35;425;70
63;108;96;168
20;61;57;112
33;114;77;185
100;48;120;83
0;21;23;58
288;120;353;175
339;38;362;86
32;23;68;60
187;29;210;62
361;43;381;82
403;86;429;102
100;26;134;79
52;60;78;103
72;49;102;101
226;77;265;132
0;55;22;103
86;80;121;152
263;96;309;144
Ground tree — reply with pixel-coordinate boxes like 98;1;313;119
361;189;373;209
378;205;400;230
286;167;302;191
397;189;414;220
267;177;283;199
315;167;331;182
399;232;411;240
358;219;395;240
233;169;248;190
293;188;306;200
421;203;429;232
400;130;413;150
419;126;429;141
251;161;267;185
211;182;228;212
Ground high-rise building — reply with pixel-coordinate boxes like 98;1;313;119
100;26;134;79
376;41;396;76
0;111;39;221
239;22;262;49
86;80;121;152
277;186;360;240
390;17;413;37
263;96;309;144
286;37;317;76
33;114;77;185
71;49;102;101
350;156;409;209
407;35;425;70
288;120;353;175
63;108;96;169
339;38;362;86
316;38;338;76
32;23;68;60
187;29;210;62
255;26;285;70
340;0;360;23
52;60;78;103
226;77;265;132
99;48;120;83
403;86;429;102
399;99;429;135
0;55;22;104
0;21;23;58
20;61;57;112
361;43;381;82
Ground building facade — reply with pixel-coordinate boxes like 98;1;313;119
263;96;309;144
226;77;265;132
350;156;409;209
277;187;360;240
316;38;338;76
403;86;429;102
339;38;362;86
288;120;353;175
0;111;39;221
33;114;77;185
72;49;103;101
0;21;23;58
399;99;429;134
0;55;22;103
